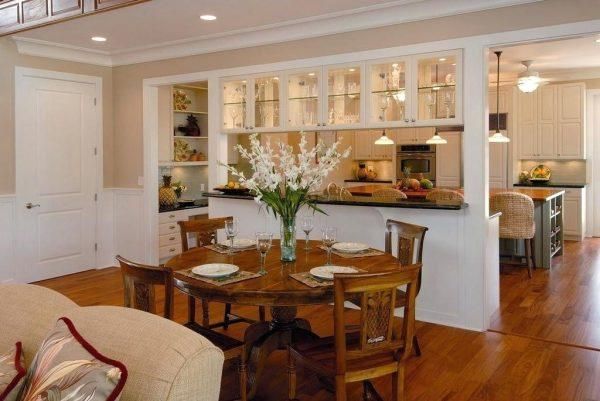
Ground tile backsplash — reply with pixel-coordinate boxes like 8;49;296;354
159;166;208;200
519;160;587;183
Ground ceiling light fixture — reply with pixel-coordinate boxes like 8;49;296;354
595;38;600;43
348;68;356;72
308;72;315;76
200;14;217;21
517;60;541;93
374;129;394;145
439;58;447;62
91;36;107;42
426;129;447;145
490;51;510;143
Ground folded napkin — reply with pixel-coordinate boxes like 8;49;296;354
205;243;255;254
318;245;385;258
290;268;367;288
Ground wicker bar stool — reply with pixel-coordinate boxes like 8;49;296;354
425;189;464;201
490;192;536;278
372;188;407;200
323;183;353;199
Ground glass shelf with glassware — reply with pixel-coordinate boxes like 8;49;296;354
324;64;362;129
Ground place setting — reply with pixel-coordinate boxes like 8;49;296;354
204;218;256;254
291;227;366;288
316;228;385;259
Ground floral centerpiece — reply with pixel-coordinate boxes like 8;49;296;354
223;133;351;261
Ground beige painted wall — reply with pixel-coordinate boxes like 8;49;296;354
0;37;114;194
111;0;600;188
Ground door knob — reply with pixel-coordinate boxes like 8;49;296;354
25;202;40;209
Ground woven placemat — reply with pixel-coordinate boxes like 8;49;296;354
205;244;255;254
180;269;262;286
318;245;385;259
290;268;367;288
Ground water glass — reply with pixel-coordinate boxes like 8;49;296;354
321;227;337;265
300;216;314;250
255;232;273;275
225;218;240;255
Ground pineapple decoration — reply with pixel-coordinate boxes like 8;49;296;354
399;167;421;191
159;175;177;206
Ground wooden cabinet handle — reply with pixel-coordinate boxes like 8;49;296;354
169;248;176;252
169;225;175;229
169;237;175;240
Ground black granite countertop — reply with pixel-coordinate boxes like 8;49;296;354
514;182;587;189
159;199;209;213
203;192;467;210
344;179;393;183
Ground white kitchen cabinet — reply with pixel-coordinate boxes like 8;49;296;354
366;58;411;127
324;63;364;129
489;137;507;188
287;68;323;131
395;127;434;144
561;187;585;240
435;131;462;187
158;208;208;263
516;82;585;160
353;131;393;160
557;83;585;159
489;88;509;114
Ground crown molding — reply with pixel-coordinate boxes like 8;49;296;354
13;0;541;67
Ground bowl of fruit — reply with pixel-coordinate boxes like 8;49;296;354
214;182;251;195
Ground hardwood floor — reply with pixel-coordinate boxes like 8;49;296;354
35;238;600;400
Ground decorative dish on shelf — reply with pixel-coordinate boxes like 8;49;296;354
529;165;551;182
213;186;251;195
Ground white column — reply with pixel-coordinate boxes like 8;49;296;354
143;84;159;264
461;42;491;330
208;77;228;190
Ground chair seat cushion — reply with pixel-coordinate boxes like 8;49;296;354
0;342;26;401
290;332;401;377
19;317;127;401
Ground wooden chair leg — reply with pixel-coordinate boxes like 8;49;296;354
239;356;248;401
335;375;347;401
201;299;210;327
187;295;196;323
392;365;406;401
525;239;533;278
223;303;232;329
413;336;422;357
259;306;266;322
531;236;536;269
287;348;297;401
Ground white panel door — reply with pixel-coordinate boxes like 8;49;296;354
16;72;98;283
557;83;585;159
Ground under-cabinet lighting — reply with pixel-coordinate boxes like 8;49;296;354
308;73;315;76
439;58;447;61
348;68;356;72
91;36;107;42
200;14;217;21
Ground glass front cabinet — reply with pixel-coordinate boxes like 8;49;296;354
220;49;462;134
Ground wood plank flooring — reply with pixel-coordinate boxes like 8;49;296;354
35;238;600;400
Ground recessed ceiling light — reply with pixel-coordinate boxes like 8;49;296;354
348;68;356;72
91;36;107;42
200;14;217;21
439;57;447;62
308;72;315;76
595;38;600;43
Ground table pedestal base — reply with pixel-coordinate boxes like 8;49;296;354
244;306;318;399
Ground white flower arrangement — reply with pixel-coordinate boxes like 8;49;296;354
222;132;351;219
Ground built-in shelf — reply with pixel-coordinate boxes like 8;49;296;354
159;161;209;167
418;83;456;90
174;84;208;91
173;110;208;115
173;135;208;140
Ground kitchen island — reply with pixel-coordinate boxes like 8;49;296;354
204;192;498;331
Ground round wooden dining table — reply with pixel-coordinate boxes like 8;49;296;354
166;240;400;399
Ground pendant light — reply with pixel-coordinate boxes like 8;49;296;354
517;60;541;93
426;128;447;145
489;51;510;143
374;129;394;145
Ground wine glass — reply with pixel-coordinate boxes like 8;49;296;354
426;93;437;119
300;216;314;250
229;107;240;128
378;95;390;121
321;227;337;265
224;218;240;255
255;232;272;275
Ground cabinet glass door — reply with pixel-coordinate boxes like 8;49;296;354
325;65;361;128
287;70;321;129
416;54;458;123
368;60;409;126
222;79;249;132
254;75;281;131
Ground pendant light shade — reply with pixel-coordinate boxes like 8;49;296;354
517;60;541;93
374;129;394;145
426;129;447;145
489;51;510;143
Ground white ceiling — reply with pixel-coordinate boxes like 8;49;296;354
12;0;541;66
490;35;600;83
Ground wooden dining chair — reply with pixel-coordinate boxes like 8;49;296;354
385;219;428;356
288;266;421;401
178;217;266;329
117;255;248;401
117;255;174;319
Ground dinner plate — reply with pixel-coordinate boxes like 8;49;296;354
192;263;239;278
310;265;359;280
218;238;255;249
332;242;370;253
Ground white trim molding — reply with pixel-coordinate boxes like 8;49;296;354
12;0;540;66
0;195;16;284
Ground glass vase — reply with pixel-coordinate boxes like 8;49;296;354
280;217;297;262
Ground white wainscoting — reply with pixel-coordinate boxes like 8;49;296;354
0;195;16;284
111;188;145;264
